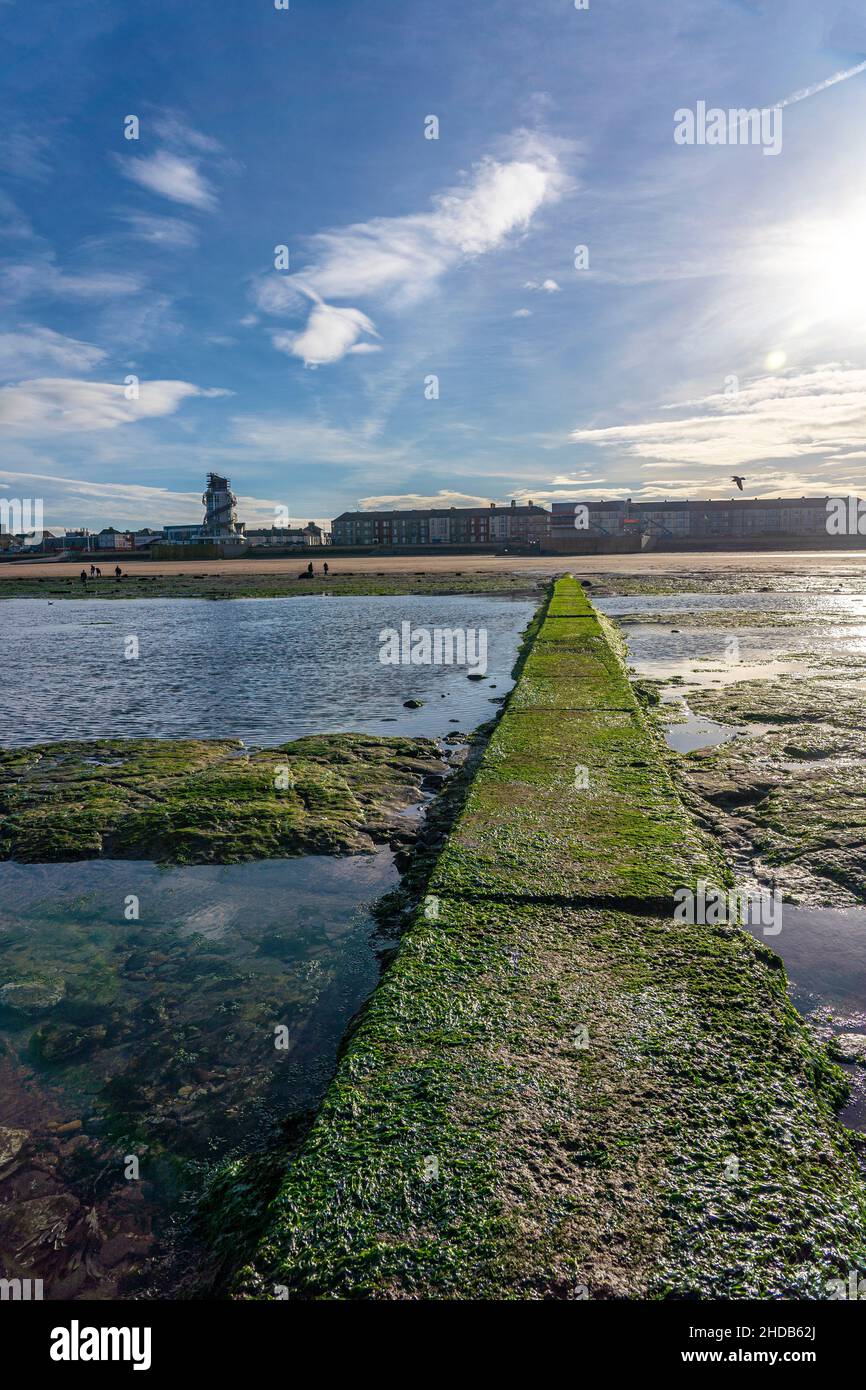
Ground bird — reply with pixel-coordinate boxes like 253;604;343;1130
731;475;746;491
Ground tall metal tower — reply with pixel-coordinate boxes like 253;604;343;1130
202;473;240;538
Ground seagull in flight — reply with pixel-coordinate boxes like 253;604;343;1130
731;475;746;491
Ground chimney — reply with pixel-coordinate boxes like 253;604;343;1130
510;499;516;508
489;502;495;509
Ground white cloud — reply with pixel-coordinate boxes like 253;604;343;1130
513;307;532;318
229;414;408;466
1;257;143;302
0;468;289;531
0;378;229;433
0;129;52;181
122;213;199;248
253;130;567;363
0;192;34;239
357;489;496;510
151;112;222;154
119;151;216;209
524;277;560;292
272;295;380;366
571;365;866;474
0;326;107;380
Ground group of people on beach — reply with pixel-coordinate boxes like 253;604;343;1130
76;560;333;584
79;565;124;584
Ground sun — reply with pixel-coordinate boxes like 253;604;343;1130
761;204;866;328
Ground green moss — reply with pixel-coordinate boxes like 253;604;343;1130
232;577;866;1299
0;734;446;864
0;570;545;602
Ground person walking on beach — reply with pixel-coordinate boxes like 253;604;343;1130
79;569;87;584
114;564;122;580
89;563;96;577
307;560;314;576
323;562;329;576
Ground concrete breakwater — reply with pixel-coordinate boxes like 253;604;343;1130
237;577;866;1299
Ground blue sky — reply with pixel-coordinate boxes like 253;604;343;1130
2;0;866;530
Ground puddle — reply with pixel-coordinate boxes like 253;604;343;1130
742;900;866;1132
662;701;746;754
0;853;400;1297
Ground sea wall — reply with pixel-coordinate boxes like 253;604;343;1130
238;577;866;1299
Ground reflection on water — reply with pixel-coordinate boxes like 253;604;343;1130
601;588;866;1133
0;855;398;1297
597;591;866;751
662;702;745;754
0;595;535;746
743;902;866;1132
597;593;866;685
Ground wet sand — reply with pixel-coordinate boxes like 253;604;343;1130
4;549;866;583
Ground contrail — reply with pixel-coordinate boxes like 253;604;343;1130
727;56;866;136
774;57;866;111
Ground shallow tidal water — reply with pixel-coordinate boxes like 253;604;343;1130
0;594;535;746
0;854;400;1297
602;588;866;1131
0;593;535;1297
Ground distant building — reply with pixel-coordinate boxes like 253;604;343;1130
331;501;549;548
96;527;134;550
550;496;839;544
201;473;245;540
246;522;327;547
163;473;247;547
132;528;162;549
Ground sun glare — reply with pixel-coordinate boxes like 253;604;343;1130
765;205;866;328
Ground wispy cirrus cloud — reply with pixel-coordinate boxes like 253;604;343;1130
119;150;217;209
1;255;143;304
120;213;199;248
0;128;53;181
0;378;230;433
0;326;107;381
116;112;228;211
253;130;571;365
0;192;34;239
571;365;866;476
0;468;291;531
228;413;410;466
356;489;496;511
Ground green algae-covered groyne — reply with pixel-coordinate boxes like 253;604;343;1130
238;577;866;1299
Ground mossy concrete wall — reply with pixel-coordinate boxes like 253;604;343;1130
238;578;866;1299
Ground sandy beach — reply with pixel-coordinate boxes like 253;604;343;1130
4;549;866;583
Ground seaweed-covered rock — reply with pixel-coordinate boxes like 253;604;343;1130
0;977;65;1015
0;1125;28;1167
0;734;447;865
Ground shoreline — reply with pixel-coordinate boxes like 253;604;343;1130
2;550;866;603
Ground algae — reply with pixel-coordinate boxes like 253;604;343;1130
233;578;866;1299
0;735;447;865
